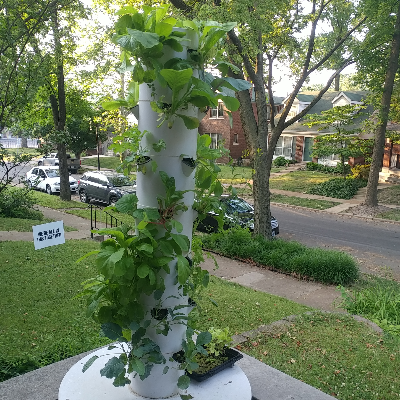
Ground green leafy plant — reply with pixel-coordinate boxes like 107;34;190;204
102;5;250;129
307;177;367;199
273;156;290;167
202;228;359;285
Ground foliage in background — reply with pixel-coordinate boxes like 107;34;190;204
303;105;368;178
307;177;367;199
305;161;351;176
0;187;42;220
351;164;371;180
201;228;359;285
273;156;292;167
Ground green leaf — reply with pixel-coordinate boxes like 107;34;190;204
115;6;136;15
137;243;153;254
177;375;190;390
152;140;166;152
171;219;183;233
155;21;173;37
196;331;212;346
177;255;191;284
100;357;125;379
163;366;169;374
130;358;146;376
101;323;123;340
137;264;150;278
160;68;193;92
171;233;189;252
177;114;199;129
109;248;125;264
218;95;240;112
180;394;194;400
126;29;160;48
151;160;158;173
102;100;129;110
82;355;98;373
113;371;131;387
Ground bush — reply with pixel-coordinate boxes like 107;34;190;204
351;164;370;180
0;187;43;220
201;228;359;285
273;156;290;167
305;162;351;176
307;177;367;199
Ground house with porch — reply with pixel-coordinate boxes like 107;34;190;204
276;90;370;164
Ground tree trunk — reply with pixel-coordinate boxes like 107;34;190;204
334;74;340;91
365;1;400;206
50;8;70;201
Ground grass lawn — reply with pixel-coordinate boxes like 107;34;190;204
378;185;400;205
81;156;121;170
0;217;77;232
31;191;89;209
1;238;398;398
65;206;136;226
240;312;400;400
269;171;332;193
270;193;340;210
377;209;400;221
217;165;282;184
0;240;109;380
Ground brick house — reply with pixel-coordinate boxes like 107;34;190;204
198;95;284;163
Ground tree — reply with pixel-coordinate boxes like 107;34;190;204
356;0;400;207
170;0;366;238
303;104;367;177
0;0;59;130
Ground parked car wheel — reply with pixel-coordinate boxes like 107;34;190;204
46;185;53;195
27;180;33;189
79;189;89;203
109;195;119;206
37;161;43;166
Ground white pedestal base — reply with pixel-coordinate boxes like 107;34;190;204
59;346;252;400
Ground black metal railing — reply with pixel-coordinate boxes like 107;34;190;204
90;204;123;239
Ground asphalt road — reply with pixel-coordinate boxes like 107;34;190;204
272;205;400;279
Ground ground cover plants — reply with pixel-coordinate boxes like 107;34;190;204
239;312;400;400
30;191;88;209
377;209;400;221
80;156;123;171
201;228;359;285
307;177;367;199
377;184;400;205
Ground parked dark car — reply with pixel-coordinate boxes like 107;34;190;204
196;196;279;236
77;171;136;205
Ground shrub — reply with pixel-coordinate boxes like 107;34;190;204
0;187;43;220
273;156;290;167
307;177;367;199
305;162;351;176
201;228;359;285
351;164;370;180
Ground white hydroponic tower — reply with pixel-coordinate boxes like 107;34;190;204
58;28;251;400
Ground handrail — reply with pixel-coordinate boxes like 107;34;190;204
90;204;123;239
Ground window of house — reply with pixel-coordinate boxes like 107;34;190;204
210;103;224;118
274;136;293;158
204;133;222;149
233;133;239;144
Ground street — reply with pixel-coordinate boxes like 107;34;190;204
272;205;400;279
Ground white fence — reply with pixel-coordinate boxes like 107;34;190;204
0;138;39;148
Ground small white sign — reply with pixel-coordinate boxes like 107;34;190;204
32;220;65;250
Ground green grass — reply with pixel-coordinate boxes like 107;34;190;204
0;217;77;232
0;240;110;380
31;191;89;209
269;171;332;193
378;185;400;205
240;312;400;400
270;193;340;210
9;148;41;156
217;165;283;184
65;207;136;226
195;276;311;334
81;156;121;170
377;209;400;221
